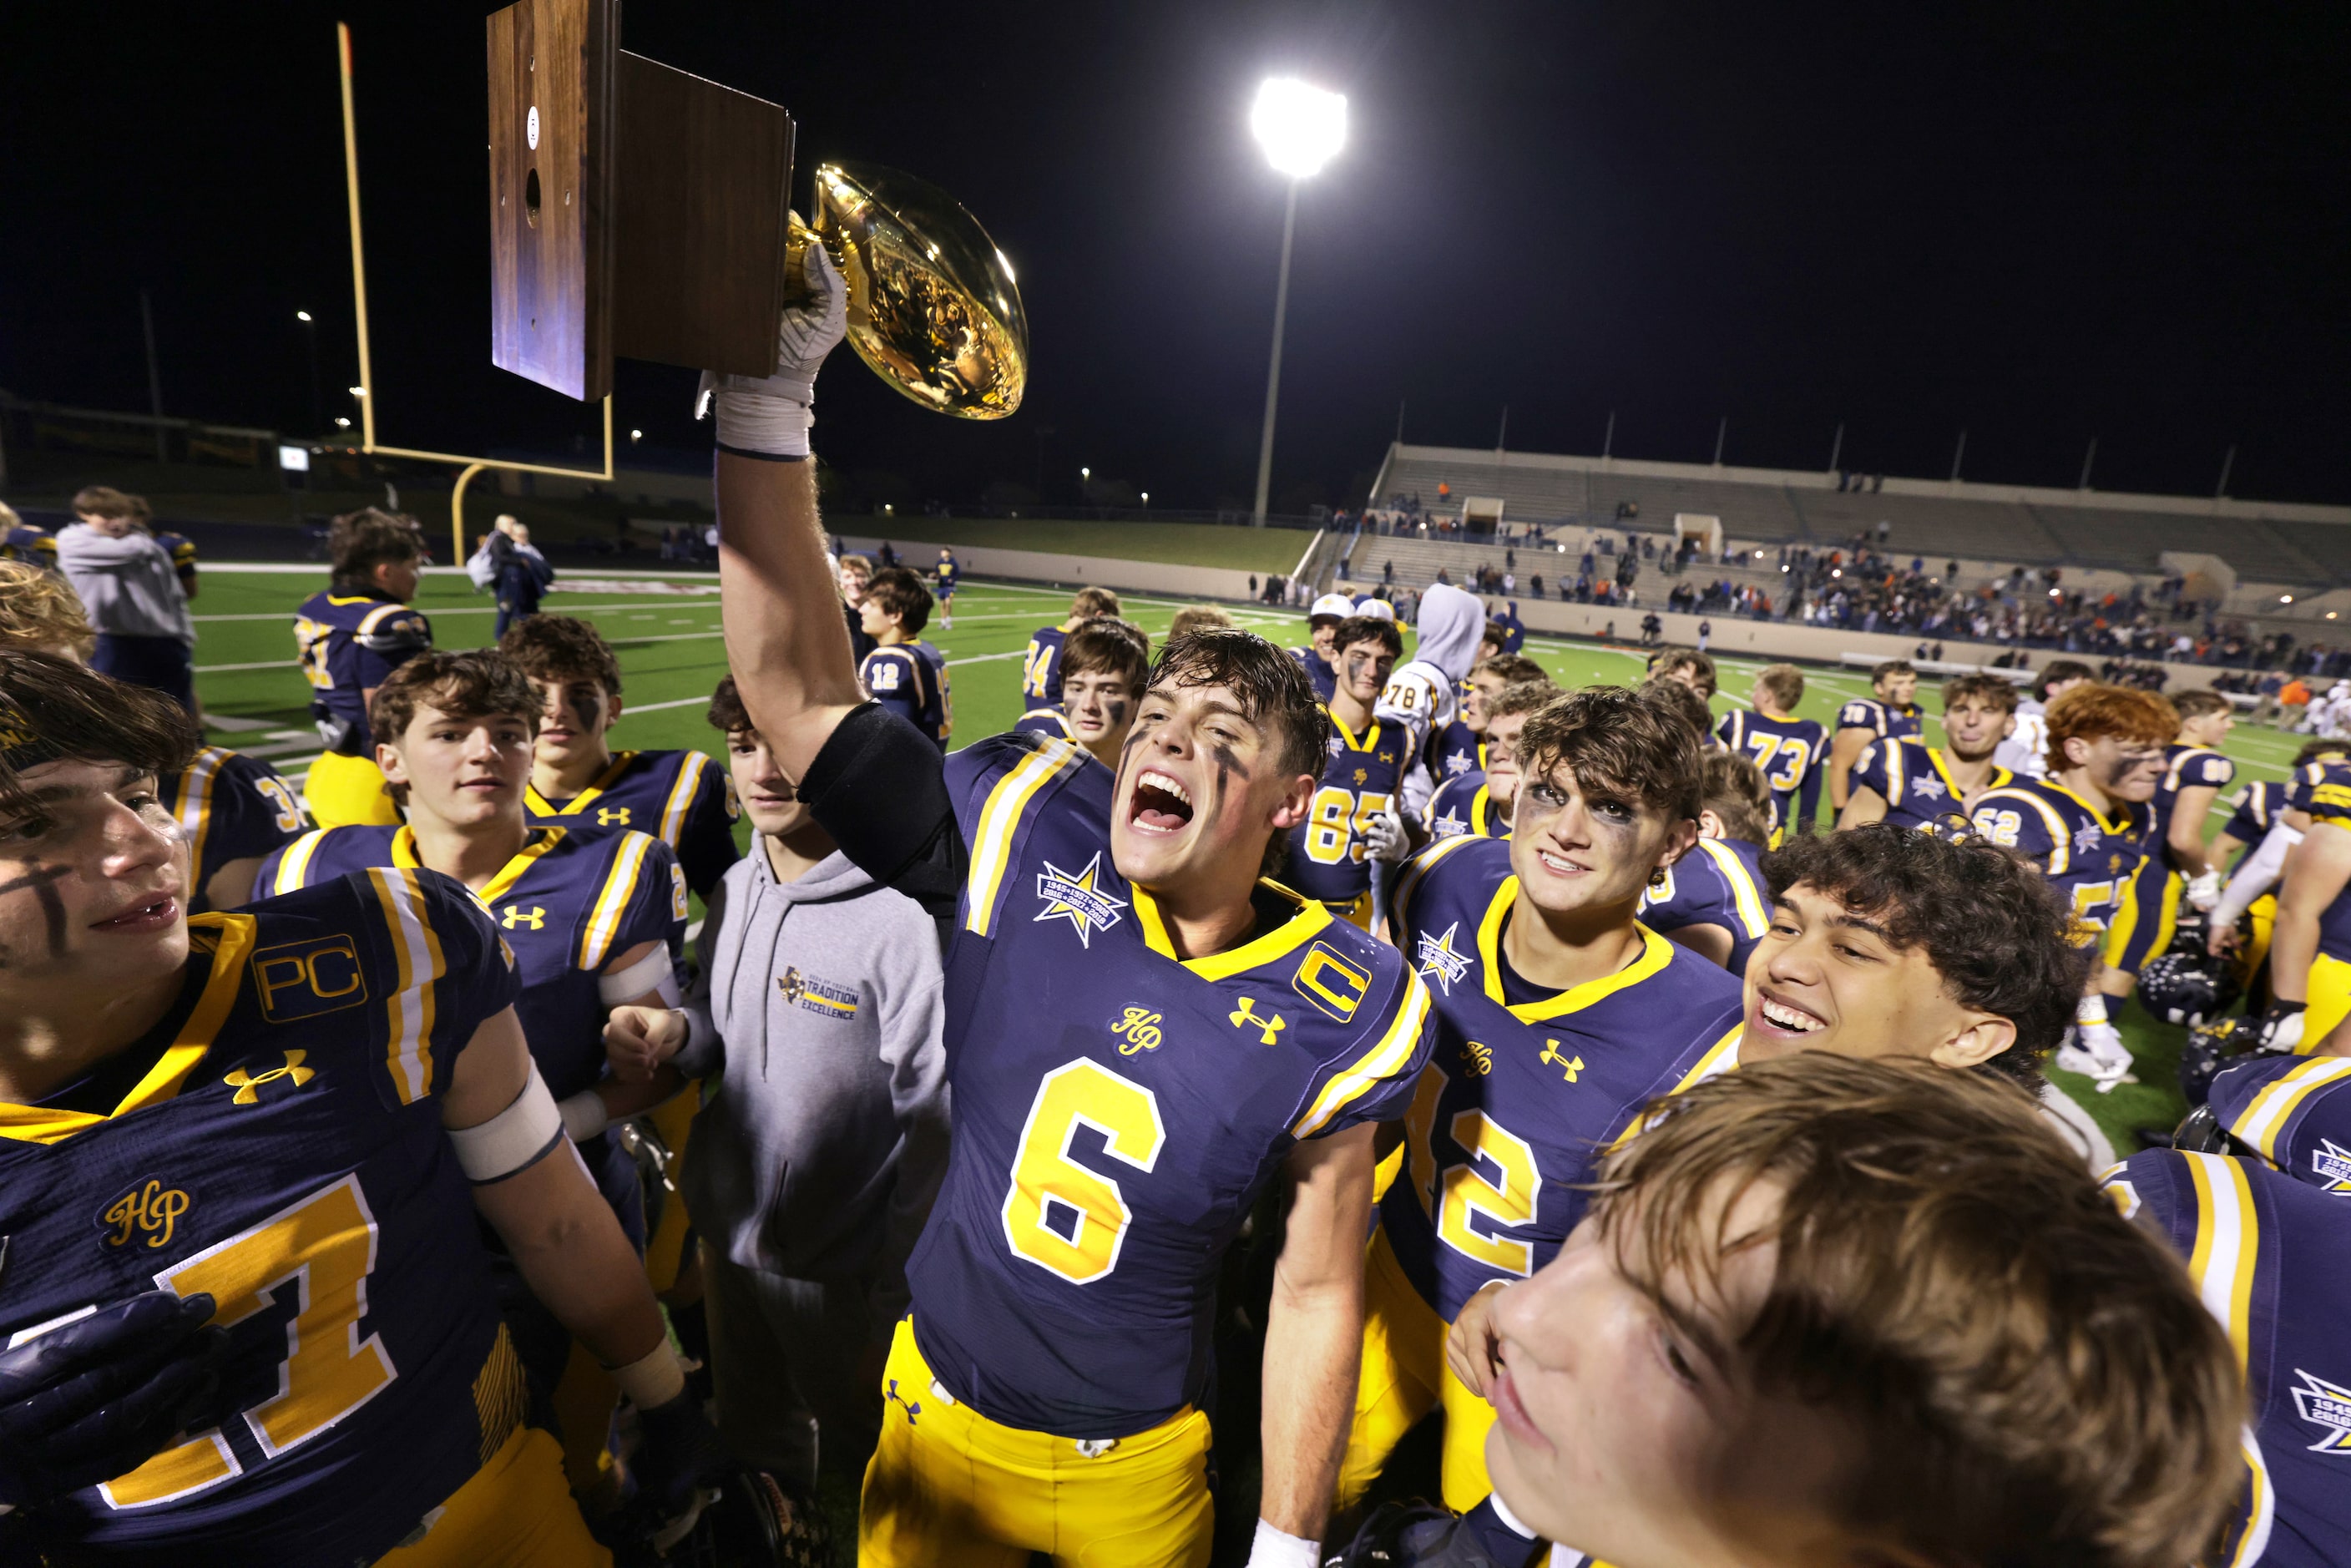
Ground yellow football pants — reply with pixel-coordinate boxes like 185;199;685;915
858;1318;1214;1568
373;1424;609;1568
1334;1229;1497;1516
306;749;402;828
2307;953;2351;1054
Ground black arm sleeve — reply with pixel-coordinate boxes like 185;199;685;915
800;701;966;931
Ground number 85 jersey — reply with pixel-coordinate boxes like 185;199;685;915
910;734;1438;1439
0;872;524;1567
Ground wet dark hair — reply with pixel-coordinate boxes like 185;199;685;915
500;614;623;697
1061;618;1151;692
1651;646;1718;697
1516;685;1703;822
1763;824;2087;1077
0;651;199;812
328;507;422;589
864;566;933;635
1145;629;1327;786
707;674;751;734
369;650;540;751
1332;615;1403;660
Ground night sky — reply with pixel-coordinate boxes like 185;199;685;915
4;3;2347;513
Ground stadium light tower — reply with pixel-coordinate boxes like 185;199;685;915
1249;77;1346;528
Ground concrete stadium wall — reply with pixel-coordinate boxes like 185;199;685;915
832;534;1297;607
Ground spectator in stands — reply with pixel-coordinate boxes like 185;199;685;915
1696;617;1711;652
1493;600;1524;653
57;483;196;714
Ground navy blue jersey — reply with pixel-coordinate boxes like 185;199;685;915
1283;710;1406;908
1716;710;1825;834
523;746;740;898
2212;1056;2351;1196
1291;644;1338;704
2154;744;2237;869
1385;836;1743;1321
1022;625;1068;705
291;589;432;751
1636;836;1773;975
0;873;524;1565
2108;1151;2351;1565
2286;758;2351;821
1431;720;1485;786
2224;780;2291;852
1970;778;2154;945
151;529;197;590
863;640;951;746
907;733;1436;1437
1424;771;1503;842
163;746;309;910
1848;736;2010;831
1012;706;1076;744
2;522;58;570
933;554;959;596
256;825;685;1100
1834;696;1925;742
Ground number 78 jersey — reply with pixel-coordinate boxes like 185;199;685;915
0;873;524;1565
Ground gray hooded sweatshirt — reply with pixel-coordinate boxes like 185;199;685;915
675;845;949;1326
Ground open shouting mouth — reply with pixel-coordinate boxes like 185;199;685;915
1129;769;1196;835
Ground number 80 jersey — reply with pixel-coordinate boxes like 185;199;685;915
0;872;523;1566
910;734;1438;1439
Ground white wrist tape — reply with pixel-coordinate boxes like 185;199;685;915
608;1342;687;1409
559;1089;610;1143
447;1065;564;1184
1246;1520;1321;1568
712;386;813;458
2076;994;2110;1027
599;945;675;1006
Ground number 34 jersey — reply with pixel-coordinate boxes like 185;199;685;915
1384;836;1745;1323
911;734;1438;1439
0;872;523;1567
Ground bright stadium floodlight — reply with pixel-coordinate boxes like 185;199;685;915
296;310;312;322
1249;78;1347;529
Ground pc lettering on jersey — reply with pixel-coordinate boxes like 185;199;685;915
224;1049;317;1105
99;1179;193;1251
253;934;369;1024
1032;851;1128;947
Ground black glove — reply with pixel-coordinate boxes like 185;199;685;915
629;1388;727;1517
0;1291;226;1510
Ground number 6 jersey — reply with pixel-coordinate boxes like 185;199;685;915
0;871;525;1566
908;733;1438;1439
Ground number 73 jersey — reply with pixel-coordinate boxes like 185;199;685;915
1968;777;2152;944
0;872;525;1566
1383;837;1745;1323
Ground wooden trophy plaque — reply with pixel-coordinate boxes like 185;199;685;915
487;0;794;402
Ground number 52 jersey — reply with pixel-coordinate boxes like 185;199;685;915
0;872;526;1567
909;734;1438;1439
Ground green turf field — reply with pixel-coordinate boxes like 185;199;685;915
191;564;2310;1185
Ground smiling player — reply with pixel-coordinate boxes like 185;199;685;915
1836;672;2016;831
706;253;1437;1568
1013;616;1150;769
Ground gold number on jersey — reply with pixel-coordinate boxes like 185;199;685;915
99;1176;394;1510
1000;1060;1165;1285
1435;1110;1542;1277
1742;734;1807;792
1972;808;2023;848
1304;788;1398;865
291;616;334;691
253;776;306;834
2071;878;2120;933
1021;642;1053;701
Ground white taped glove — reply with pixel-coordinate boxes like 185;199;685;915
2055;1020;2134;1093
695;241;848;458
2184;870;2222;913
1363;808;1410;864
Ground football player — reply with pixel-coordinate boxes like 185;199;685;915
2208;741;2349;981
254;650;689;1421
1021;585;1121;707
1340;685;1744;1518
1636;751;1774;974
0;500;58;571
1291;593;1352;704
501;614;741;899
1716;663;1825;840
837;552;877;665
933;547;958;630
292;508;432;829
2262;773;2351;1055
1376;584;1486;824
859;567;953;748
2211;742;2351;952
1969;685;2175;1090
1991;658;2093;780
1825;658;1923;811
1836;672;2016;831
1431;654;1545;787
1013;617;1150;769
1466;1058;2243;1568
1287;615;1409;928
1643;645;1716;700
2098;688;2237;1009
705;250;1438;1568
0;564;309;915
0;650;715;1565
1423;680;1554;842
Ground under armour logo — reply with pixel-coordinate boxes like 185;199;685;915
1539;1040;1584;1082
501;904;545;930
595;807;631;826
885;1378;921;1427
225;1050;316;1105
1229;997;1287;1045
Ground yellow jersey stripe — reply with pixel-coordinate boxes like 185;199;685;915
1980;787;2076;876
1605;1021;1745;1153
965;741;1086;937
2225;1427;2275;1568
272;827;333;894
658;752;705;847
1292;968;1433;1141
1477;878;1672;1020
176;748;223;878
2231;1057;2351;1162
1696;838;1770;937
2182;1152;2259;1373
579;832;655;971
1396;832;1481;924
366;869;445;1104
